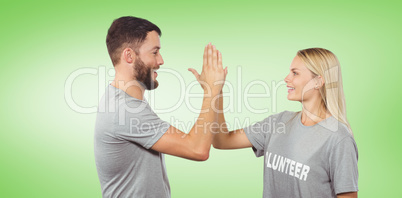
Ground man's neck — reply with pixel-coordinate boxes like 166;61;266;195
110;78;145;101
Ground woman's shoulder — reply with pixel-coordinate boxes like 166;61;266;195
266;110;299;123
320;117;355;143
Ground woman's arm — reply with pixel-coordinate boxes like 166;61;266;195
213;128;252;149
212;91;253;149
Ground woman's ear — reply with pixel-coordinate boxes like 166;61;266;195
315;76;325;89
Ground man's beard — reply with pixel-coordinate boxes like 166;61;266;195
133;57;159;90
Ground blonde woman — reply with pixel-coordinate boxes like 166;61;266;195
213;48;358;198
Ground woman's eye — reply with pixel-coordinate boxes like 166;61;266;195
293;72;297;75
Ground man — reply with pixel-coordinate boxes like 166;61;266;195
94;16;226;197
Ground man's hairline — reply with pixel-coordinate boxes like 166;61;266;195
112;30;161;66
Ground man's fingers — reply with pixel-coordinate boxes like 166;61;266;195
203;44;208;69
207;43;213;68
218;50;223;69
212;45;218;69
224;66;228;76
188;68;200;80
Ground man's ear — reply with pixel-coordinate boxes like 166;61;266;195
122;48;136;64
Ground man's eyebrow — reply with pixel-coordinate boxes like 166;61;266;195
152;46;161;50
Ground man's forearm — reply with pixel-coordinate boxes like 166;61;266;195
186;91;220;155
184;43;225;157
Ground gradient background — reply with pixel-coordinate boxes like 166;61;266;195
1;0;401;197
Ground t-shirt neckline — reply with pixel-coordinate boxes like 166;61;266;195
108;84;148;103
296;111;334;129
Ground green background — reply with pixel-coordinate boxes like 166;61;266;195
1;0;401;197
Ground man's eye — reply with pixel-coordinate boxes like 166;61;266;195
153;51;158;55
293;72;297;75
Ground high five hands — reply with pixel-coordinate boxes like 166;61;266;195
188;43;228;95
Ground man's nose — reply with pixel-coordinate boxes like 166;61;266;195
157;54;164;65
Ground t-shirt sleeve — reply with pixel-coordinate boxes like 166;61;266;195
243;116;274;157
330;136;359;194
114;100;171;149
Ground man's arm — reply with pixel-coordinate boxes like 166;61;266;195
337;192;357;198
151;43;225;161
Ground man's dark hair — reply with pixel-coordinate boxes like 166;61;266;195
106;16;161;65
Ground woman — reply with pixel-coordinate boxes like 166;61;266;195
213;48;358;198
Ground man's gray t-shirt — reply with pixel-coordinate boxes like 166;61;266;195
244;111;358;197
94;85;171;198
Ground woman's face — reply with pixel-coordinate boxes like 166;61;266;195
284;56;318;102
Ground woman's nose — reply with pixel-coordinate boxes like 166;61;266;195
284;74;290;83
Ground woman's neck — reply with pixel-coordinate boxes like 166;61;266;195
300;98;331;126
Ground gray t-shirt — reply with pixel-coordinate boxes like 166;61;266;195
244;111;358;198
94;85;171;198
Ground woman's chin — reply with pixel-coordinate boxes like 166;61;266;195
287;95;294;101
287;95;300;102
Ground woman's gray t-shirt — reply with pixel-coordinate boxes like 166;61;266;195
244;111;358;197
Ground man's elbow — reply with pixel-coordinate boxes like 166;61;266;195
192;149;210;161
337;192;358;198
197;151;210;161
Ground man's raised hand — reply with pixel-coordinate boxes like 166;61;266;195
188;43;227;95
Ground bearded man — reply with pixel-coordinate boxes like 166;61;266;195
94;16;226;197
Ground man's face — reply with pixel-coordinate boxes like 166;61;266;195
133;57;158;90
134;31;164;90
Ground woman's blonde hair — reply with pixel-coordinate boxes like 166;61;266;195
297;48;352;134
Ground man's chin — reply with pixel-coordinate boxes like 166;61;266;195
145;80;159;90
